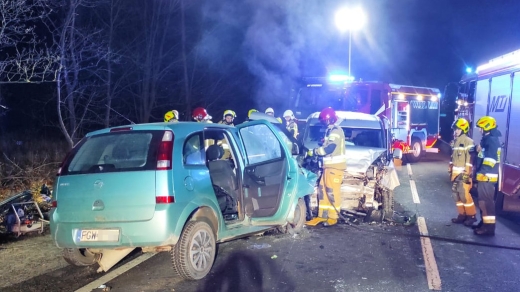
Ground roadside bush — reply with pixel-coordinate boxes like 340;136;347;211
0;133;69;201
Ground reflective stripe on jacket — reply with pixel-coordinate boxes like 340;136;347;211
315;125;346;170
451;134;474;174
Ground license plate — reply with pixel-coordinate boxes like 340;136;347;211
77;229;120;242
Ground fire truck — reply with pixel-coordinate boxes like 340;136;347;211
291;77;441;162
455;49;520;212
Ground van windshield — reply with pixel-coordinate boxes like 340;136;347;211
62;131;161;175
306;126;384;148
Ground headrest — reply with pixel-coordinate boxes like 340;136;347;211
206;144;223;161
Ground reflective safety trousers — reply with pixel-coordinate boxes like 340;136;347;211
318;168;343;220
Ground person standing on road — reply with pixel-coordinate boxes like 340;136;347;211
283;109;299;139
474;116;501;236
449;118;477;226
219;110;236;126
306;107;346;227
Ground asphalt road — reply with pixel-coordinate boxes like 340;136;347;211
6;153;520;292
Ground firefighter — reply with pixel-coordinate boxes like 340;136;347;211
219;110;236;126
247;109;258;121
164;110;179;122
283;109;298;139
218;110;235;159
474;116;501;236
449;118;477;226
306;107;347;227
265;107;275;116
192;107;212;123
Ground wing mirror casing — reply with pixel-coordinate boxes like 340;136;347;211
392;148;403;160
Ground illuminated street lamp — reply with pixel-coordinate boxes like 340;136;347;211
335;7;367;78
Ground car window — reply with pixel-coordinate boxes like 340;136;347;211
306;126;383;148
65;131;156;174
183;134;204;165
240;124;282;164
272;125;293;154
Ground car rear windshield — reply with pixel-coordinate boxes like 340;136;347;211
61;131;163;175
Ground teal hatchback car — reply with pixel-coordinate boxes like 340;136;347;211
50;118;316;280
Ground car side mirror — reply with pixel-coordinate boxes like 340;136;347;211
392;148;403;160
292;143;300;156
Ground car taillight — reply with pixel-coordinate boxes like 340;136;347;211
156;196;175;204
157;131;174;170
56;151;73;176
51;201;57;208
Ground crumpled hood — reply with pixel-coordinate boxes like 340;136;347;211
303;141;386;173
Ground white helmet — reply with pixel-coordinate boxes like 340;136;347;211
283;109;294;119
265;107;274;115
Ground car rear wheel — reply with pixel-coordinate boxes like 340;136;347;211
62;248;99;266
406;138;423;163
171;221;216;280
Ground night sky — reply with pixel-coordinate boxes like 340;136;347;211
1;0;520;137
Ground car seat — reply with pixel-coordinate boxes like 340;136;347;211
206;144;238;214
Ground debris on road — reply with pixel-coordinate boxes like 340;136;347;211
247;243;271;250
271;255;278;259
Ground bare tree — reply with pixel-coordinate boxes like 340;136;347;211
0;0;57;83
46;0;109;148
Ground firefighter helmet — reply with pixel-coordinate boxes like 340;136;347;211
164;110;175;122
319;107;337;125
223;110;236;119
265;107;274;115
248;109;258;118
283;109;295;119
192;107;208;121
452;118;469;134
476;116;497;132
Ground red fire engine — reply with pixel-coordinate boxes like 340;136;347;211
291;77;441;162
456;49;520;212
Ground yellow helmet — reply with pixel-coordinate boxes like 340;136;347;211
223;110;236;119
452;118;469;134
164;110;178;122
476;116;497;132
248;109;258;118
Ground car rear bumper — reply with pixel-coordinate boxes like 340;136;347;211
50;208;180;249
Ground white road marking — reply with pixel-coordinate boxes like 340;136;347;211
75;252;157;292
407;163;413;177
410;180;421;204
417;217;442;290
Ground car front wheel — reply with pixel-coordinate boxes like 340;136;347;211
171;221;216;280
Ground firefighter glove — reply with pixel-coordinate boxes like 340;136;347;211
462;173;471;184
307;149;314;157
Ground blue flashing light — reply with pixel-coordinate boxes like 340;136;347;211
465;67;473;74
329;74;354;82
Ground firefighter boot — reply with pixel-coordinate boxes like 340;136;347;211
451;214;466;224
474;223;495;236
471;220;483;230
463;216;477;227
306;217;327;226
322;218;338;227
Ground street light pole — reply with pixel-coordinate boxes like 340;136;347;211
335;6;367;79
348;29;352;78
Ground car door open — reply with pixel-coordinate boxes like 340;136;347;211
238;122;288;218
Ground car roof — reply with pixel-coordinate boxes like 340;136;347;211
306;111;382;129
86;121;235;137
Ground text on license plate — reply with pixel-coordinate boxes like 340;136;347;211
77;229;120;242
